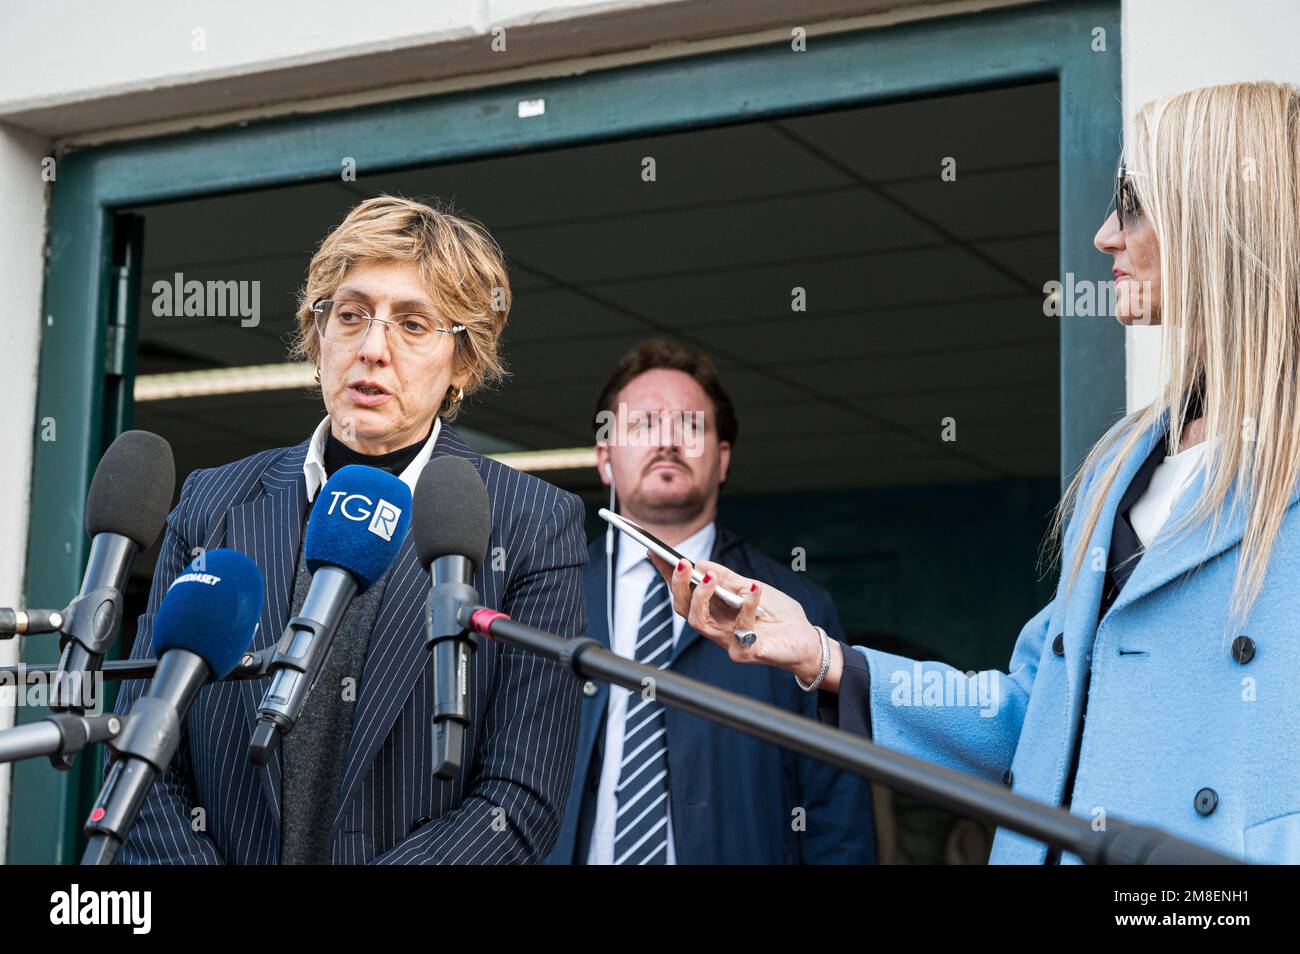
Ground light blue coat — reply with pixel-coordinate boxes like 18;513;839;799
857;410;1300;863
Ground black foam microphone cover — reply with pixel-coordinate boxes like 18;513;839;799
412;457;491;571
85;430;176;549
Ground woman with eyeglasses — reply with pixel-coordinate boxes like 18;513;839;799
649;81;1300;864
113;196;588;864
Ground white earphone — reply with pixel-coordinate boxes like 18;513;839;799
604;459;616;644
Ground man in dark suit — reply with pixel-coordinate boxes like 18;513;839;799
546;340;876;865
113;196;587;864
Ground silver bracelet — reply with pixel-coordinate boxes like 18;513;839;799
795;625;831;692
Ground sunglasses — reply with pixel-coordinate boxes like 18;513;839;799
1114;163;1144;230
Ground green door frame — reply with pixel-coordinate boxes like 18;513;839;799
10;0;1122;863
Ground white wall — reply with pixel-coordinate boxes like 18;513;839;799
0;0;703;101
1122;0;1300;410
0;0;964;138
0;120;50;865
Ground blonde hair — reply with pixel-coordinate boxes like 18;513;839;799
291;194;511;421
1049;81;1300;635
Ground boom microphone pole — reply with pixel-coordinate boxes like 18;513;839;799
467;610;1241;865
0;608;64;638
0;713;123;767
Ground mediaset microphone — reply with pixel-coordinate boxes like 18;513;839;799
412;457;491;779
50;430;175;730
247;465;411;767
82;548;263;865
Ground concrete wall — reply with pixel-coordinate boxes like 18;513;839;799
0;121;50;865
1;0;974;138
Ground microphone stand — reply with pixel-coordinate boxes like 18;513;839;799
0;608;65;638
0;650;273;684
425;555;478;779
1;712;121;866
460;605;1241;866
0;538;136;768
0;713;123;767
247;568;358;768
49;535;137;728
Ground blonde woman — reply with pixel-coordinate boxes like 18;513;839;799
650;81;1300;864
114;196;587;864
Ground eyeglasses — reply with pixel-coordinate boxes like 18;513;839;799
1114;163;1145;231
312;299;465;354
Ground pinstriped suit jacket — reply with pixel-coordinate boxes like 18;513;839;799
111;421;588;864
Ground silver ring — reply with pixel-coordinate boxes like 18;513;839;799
734;628;757;648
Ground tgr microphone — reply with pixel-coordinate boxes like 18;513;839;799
412;457;491;779
248;465;412;767
82;549;262;865
51;431;175;729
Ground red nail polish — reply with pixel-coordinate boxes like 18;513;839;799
676;561;686;573
702;573;712;584
750;582;758;592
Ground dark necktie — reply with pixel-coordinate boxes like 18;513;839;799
612;568;674;864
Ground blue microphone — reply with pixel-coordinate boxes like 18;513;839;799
83;549;264;865
152;549;265;675
248;465;412;767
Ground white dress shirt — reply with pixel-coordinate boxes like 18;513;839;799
586;520;716;865
1129;436;1213;548
301;415;443;502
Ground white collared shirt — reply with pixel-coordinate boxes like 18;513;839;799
586;520;717;865
301;415;443;502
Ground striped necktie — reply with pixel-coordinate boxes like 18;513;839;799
613;568;674;864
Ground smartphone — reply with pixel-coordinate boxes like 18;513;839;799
598;508;771;620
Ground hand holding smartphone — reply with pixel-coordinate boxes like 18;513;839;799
597;508;772;619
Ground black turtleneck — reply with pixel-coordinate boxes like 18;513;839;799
322;422;433;480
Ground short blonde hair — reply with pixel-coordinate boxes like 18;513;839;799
292;195;511;421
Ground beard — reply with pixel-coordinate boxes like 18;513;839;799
625;467;710;526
